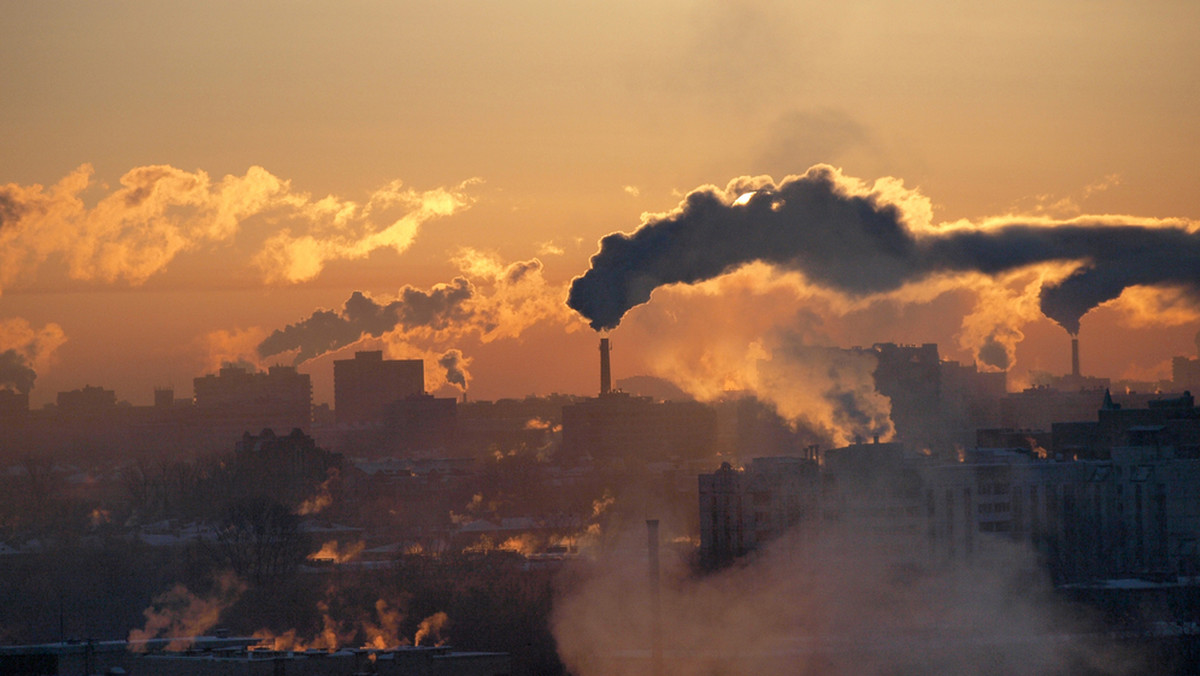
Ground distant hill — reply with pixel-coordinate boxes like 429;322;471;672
614;375;694;402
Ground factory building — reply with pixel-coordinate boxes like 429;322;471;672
560;339;717;465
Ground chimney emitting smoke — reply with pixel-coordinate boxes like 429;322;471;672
1071;337;1080;378
599;338;611;396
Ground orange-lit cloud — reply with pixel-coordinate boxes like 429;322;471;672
0;317;67;393
0;164;477;292
259;249;579;374
194;326;270;374
253;178;479;283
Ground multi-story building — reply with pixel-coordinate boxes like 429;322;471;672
193;364;312;439
699;454;819;567
333;350;424;425
700;395;1200;582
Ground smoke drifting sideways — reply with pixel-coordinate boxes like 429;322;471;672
553;522;1138;676
255;252;576;391
567;165;1200;337
258;279;475;365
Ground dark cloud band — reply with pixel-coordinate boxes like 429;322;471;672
567;166;1200;336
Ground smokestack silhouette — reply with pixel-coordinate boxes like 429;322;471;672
1071;337;1081;378
599;338;612;396
566;165;1200;336
646;519;663;676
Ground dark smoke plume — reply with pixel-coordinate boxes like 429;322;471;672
567;166;1200;335
437;349;470;390
259;278;474;364
976;337;1011;372
0;349;36;394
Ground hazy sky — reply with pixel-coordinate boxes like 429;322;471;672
2;1;1199;407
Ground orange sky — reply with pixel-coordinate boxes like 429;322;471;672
2;1;1199;408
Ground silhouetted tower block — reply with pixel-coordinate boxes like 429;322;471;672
154;387;174;408
0;389;28;418
194;364;312;433
334;350;424;425
599;338;612;396
56;385;117;417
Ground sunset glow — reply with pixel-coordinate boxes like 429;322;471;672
4;8;1200;670
0;2;1196;406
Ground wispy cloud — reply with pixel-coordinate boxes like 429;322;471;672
0;165;478;292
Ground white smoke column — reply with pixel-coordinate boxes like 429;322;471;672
553;522;1138;676
0;317;66;393
194;326;270;375
450;248;580;342
955;268;1074;372
757;342;894;446
620;276;893;447
414;611;450;646
127;572;246;651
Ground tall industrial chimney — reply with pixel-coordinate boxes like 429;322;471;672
1071;337;1080;378
599;338;612;396
646;519;663;676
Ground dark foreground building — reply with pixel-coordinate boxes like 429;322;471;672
0;637;510;676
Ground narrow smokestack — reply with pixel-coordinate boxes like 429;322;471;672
646;519;663;676
1071;336;1080;378
599;338;612;396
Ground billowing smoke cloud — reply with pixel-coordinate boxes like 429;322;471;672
128;572;246;651
975;338;1011;371
259;250;577;367
0;164;475;292
0;349;36;394
258;279;475;364
194;326;270;374
437;349;471;391
567;165;1199;337
624;286;892;447
0;317;67;393
554;522;1137;676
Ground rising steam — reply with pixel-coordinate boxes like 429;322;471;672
257;280;475;364
0;317;67;393
127;573;246;651
553;522;1136;676
437;348;471;391
0;164;476;292
0;349;36;394
567;165;1200;337
258;250;576;366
